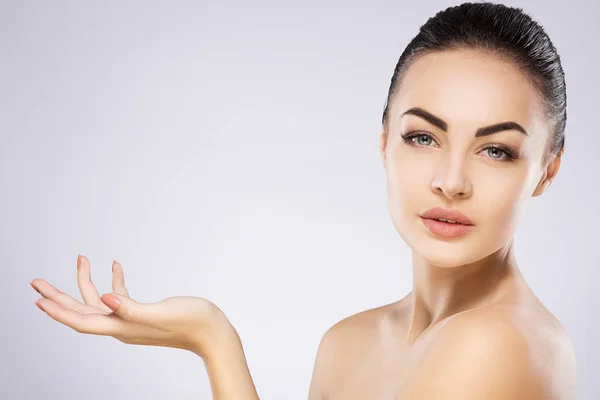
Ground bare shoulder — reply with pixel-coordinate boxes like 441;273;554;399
455;303;576;374
399;303;577;399
319;297;409;347
308;299;406;400
308;295;576;399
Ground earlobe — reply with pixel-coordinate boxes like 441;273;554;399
532;179;550;197
532;149;563;197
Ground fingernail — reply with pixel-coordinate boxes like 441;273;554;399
30;281;40;294
103;294;120;311
112;260;116;272
35;300;44;311
77;254;81;270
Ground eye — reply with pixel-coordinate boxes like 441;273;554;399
402;132;439;147
481;146;515;161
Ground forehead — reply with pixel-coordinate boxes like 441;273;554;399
390;49;546;135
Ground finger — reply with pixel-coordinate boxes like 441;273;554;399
111;261;130;297
100;293;180;329
35;298;170;342
30;279;107;315
76;255;112;312
36;297;120;335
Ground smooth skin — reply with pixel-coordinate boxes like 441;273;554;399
31;48;577;400
31;256;259;399
309;49;576;399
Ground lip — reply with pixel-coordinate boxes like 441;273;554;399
420;207;474;225
420;207;475;238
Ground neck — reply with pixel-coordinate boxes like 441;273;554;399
405;239;525;343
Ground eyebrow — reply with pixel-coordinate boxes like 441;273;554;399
401;107;529;137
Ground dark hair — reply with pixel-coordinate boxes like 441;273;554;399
382;1;566;161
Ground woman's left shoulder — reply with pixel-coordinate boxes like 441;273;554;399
453;299;575;356
478;297;572;345
401;302;577;399
444;300;577;397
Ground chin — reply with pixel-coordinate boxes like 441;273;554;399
416;246;480;268
396;219;490;268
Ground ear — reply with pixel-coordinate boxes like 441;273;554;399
532;147;563;197
380;130;388;168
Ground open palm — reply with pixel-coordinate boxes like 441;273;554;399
30;255;232;358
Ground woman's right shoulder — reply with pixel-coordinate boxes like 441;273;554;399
308;302;398;400
324;298;408;342
315;296;412;367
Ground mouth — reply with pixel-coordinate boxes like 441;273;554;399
420;207;474;225
419;207;475;238
426;218;464;224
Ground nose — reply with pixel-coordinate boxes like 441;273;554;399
431;154;472;200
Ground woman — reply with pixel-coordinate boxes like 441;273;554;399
30;2;577;399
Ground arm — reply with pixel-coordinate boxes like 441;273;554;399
396;314;553;400
197;326;260;400
31;256;261;400
308;325;343;400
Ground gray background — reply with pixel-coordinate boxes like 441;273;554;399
1;0;598;398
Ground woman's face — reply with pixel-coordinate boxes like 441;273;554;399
381;49;561;268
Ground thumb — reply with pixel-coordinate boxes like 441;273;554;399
100;293;156;325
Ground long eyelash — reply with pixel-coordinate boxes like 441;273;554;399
400;132;438;146
483;145;516;161
400;132;517;162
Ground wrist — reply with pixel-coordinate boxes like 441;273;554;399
202;325;242;361
189;311;239;360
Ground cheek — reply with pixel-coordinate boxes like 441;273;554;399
472;166;531;238
385;149;437;239
386;150;434;208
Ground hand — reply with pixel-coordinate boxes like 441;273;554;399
30;254;236;359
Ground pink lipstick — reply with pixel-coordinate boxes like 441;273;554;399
420;207;475;238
